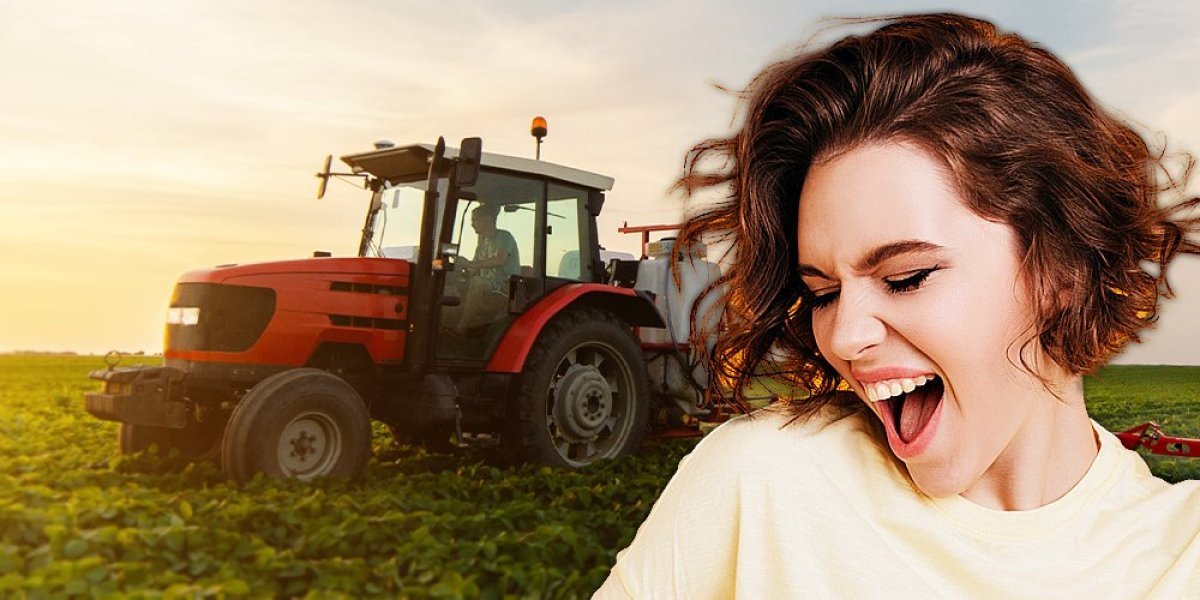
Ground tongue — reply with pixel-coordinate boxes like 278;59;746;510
898;383;941;443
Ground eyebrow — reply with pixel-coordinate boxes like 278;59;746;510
798;240;945;279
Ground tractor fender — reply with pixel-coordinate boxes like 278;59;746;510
486;284;665;373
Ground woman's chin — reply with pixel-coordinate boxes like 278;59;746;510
905;453;974;498
910;474;964;498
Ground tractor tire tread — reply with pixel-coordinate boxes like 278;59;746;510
502;307;649;467
221;368;372;483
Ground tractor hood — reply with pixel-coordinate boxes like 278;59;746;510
179;257;410;285
167;256;410;361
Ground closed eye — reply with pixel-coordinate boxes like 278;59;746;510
804;265;940;310
884;266;939;294
806;288;839;310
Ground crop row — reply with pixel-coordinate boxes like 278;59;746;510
0;356;1196;597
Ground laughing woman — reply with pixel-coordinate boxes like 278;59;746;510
596;13;1200;598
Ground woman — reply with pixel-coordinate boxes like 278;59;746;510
596;13;1200;598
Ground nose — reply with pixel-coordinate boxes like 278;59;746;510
824;289;886;362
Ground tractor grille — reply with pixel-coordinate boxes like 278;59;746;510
329;281;406;295
328;314;406;331
167;283;276;352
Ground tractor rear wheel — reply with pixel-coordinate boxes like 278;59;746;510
221;368;372;483
504;308;649;467
118;418;223;461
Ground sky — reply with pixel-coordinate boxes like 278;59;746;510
1;0;1198;364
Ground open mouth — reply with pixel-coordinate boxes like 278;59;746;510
873;375;945;445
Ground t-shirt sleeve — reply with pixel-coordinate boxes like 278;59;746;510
593;421;746;599
501;230;520;269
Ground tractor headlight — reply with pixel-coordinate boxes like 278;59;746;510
166;307;201;326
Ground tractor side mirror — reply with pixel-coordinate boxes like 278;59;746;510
456;137;482;187
315;155;332;199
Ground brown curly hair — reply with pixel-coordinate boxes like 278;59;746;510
675;13;1200;420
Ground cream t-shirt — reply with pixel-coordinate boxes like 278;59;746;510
594;405;1200;598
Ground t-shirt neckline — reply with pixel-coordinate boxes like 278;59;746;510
925;420;1121;541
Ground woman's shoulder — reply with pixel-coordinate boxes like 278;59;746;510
683;400;895;486
701;401;876;452
1100;425;1200;521
596;401;897;599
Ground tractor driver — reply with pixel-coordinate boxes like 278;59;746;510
451;204;520;334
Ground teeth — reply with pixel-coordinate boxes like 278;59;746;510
875;383;890;400
862;373;937;402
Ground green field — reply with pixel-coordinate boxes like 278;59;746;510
1;355;1197;598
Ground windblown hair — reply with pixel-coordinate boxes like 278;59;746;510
676;13;1200;420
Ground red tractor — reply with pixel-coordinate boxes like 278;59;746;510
85;135;723;481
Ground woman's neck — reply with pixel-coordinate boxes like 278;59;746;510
959;376;1098;511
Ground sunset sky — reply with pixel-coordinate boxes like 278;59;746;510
2;0;1198;364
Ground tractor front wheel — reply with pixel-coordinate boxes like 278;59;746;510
505;308;649;467
221;368;372;483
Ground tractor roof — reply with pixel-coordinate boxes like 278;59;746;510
340;143;615;191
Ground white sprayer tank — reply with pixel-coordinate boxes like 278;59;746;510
634;238;724;414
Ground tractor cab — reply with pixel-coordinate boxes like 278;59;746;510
87;132;685;482
337;141;615;364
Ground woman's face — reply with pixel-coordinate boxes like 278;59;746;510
796;141;1052;498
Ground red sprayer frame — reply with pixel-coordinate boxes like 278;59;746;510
618;222;683;259
1115;423;1200;457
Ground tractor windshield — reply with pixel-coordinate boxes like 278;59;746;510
364;180;445;260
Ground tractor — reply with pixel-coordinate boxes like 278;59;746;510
84;127;1198;483
84;132;724;482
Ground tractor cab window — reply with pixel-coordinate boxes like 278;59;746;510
546;183;589;281
450;173;541;279
451;202;537;277
437;171;542;359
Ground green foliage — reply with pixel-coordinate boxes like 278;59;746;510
0;356;1196;596
1085;365;1200;483
0;355;693;598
